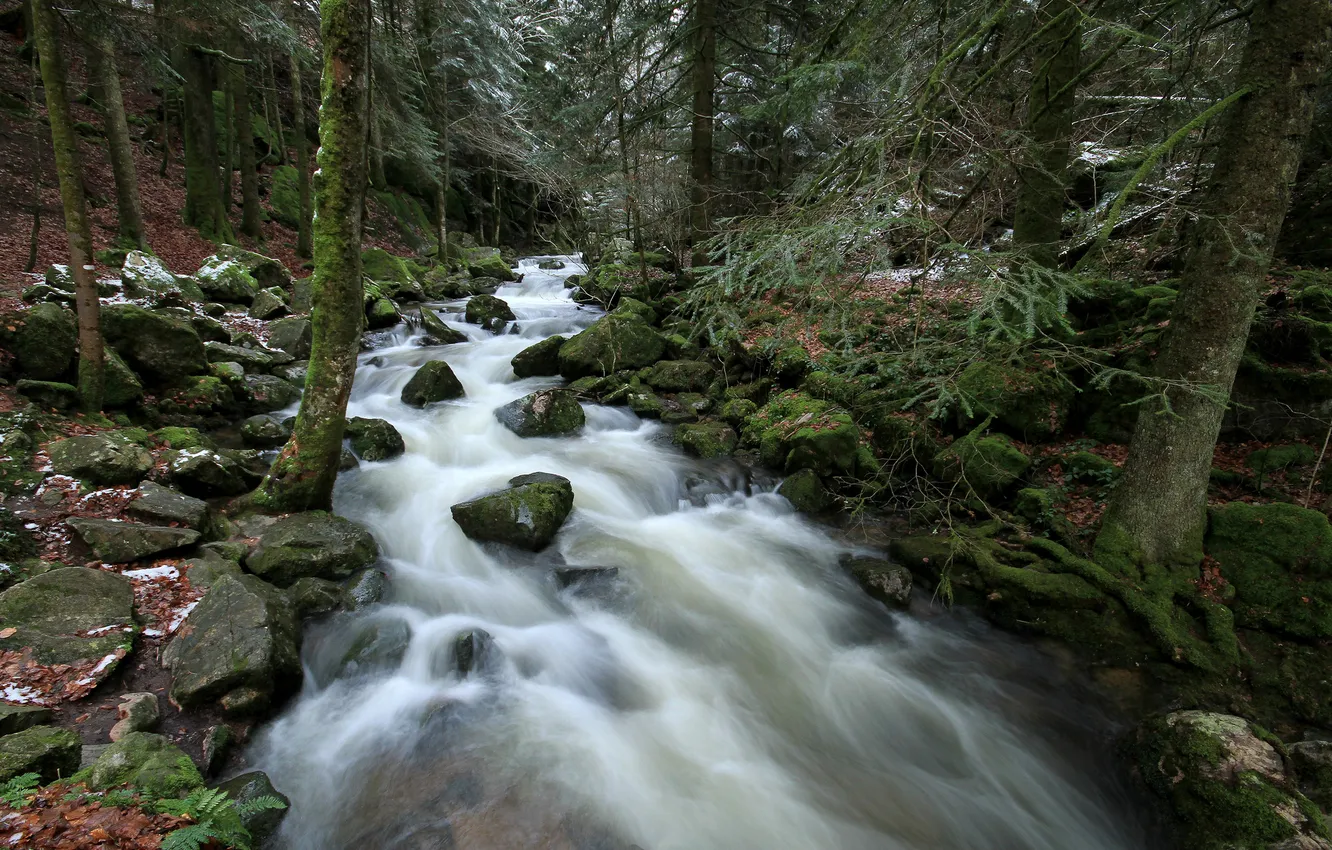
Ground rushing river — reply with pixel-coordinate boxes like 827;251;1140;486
253;256;1155;850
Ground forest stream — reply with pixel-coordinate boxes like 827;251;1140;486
251;257;1156;850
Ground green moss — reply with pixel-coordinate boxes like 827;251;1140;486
558;313;667;379
366;297;400;329
87;732;204;799
776;469;834;514
955;359;1073;440
269;164;302;227
361;247;416;286
672;420;738;459
152;426;216;450
742;390;861;476
613;297;657;324
934;425;1031;498
1065;450;1119;484
1245;444;1317;475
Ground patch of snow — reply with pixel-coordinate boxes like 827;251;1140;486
0;684;44;704
168;601;199;633
124;564;181;581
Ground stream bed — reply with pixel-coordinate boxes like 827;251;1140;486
252;256;1158;850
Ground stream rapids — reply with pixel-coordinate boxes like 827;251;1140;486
252;256;1155;850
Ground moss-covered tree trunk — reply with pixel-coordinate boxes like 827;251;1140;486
1012;0;1080;267
231;57;263;239
253;0;369;512
89;36;146;250
289;53;313;258
177;42;231;240
33;0;102;410
1097;0;1332;568
688;0;717;269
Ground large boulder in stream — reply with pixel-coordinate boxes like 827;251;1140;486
417;306;468;344
345;416;405;461
511;335;566;378
245;511;380;587
450;473;575;551
1130;711;1332;850
401;360;465;406
494;389;585;438
464;294;517;333
558;313;666;379
49;432;153;485
164;574;301;716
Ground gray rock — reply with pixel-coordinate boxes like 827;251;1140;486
464;294;516;333
245;511;380;588
0;725;81;783
87;731;203;797
16;380;80;409
554;567;619;589
0;568;136;672
401;360;465;407
67;517;200;564
844;556;912;608
345;417;405;461
453;628;500;678
201;724;233;776
217;771;290;840
49;432;153;485
418;306;468;344
241;414;292;449
121;251;204;302
494;389;585;438
0;704;54;737
11;302;76;381
101;304;208;385
343;568;387;609
450;473;574;551
268;317;312;359
128;481;208;529
288;577;346;618
80;744;111;770
248;286;289;320
205;341;274;373
109;692;160;741
272;360;309;384
244;373;302;413
167;448;251;497
338;617;411;678
511;335;566;378
164;574;301;715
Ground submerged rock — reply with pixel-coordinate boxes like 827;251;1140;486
245;511;380;587
450;473;575;551
49;432;153;485
453;628;501;678
558;313;666;379
554;567;620;589
164;574;301;716
66;517;200;564
511;334;566;378
494;389;585;438
0;725;81;784
401;360;465;406
345;416;406;461
464;294;517;333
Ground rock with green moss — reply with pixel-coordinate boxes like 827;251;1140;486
241;414;292;448
103;348;144;408
1294;285;1332;322
955;360;1072;440
16;378;79;410
120;251;204;302
243;374;301;414
160;375;235;416
49;432;153;485
673;420;738;459
128;482;208;529
153;426;215;451
101;304;208;385
362;248;426;302
248;286;290;320
845;556;912;608
1246;444;1317;476
743;391;861;476
647;360;715;393
1130;711;1331;850
366;297;401;329
467;252;516;282
935;431;1031;499
164;574;301;715
268;164;301;227
195;255;261;304
217;771;290;840
345;417;405;461
87;731;204;798
464;294;516;333
1290;741;1332;810
0;705;52;737
0;567;135;671
401;360;465;407
511;335;566;378
205;341;275;373
1065;451;1119;484
1207;502;1332;639
268;317;312;359
612;297;656;324
0;725;81;784
166;448;250;497
869;413;940;461
451;473;575;551
417;306;468;345
8;302;76;381
559;313;668;379
494;389;585;438
718;397;759;427
215;245;291;291
245;512;380;588
66;518;199;564
288;577;346;619
777;469;834;514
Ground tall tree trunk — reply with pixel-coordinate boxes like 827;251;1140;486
266;56;286;165
253;0;370;512
688;0;717;268
367;72;386;189
221;78;235;209
1097;0;1332;569
90;36;146;249
491;159;501;246
1012;0;1080;266
177;43;231;240
25;36;42;274
232;58;263;239
289;53;313;258
33;0;103;411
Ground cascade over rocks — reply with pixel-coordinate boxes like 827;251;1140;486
345;417;405;461
450;472;575;551
49;432;153;485
464;294;517;333
401;360;465;406
66;517;200;563
494;389;585;438
558;313;667;379
164;574;301;716
511;335;566;378
245;511;380;587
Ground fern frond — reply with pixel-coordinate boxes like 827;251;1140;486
161;823;221;850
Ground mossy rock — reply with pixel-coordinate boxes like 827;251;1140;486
345;416;405;461
361;248;425;302
646;360;715;393
16;379;78;410
845;556;912;608
166;448;250;497
365;297;401;329
869;413;941;461
240;414;292;449
268;317;313;359
511;335;566;378
195;255;261;304
1129;711;1330;850
935;431;1031;499
776;469;834;514
558;313;667;379
152;426;215;451
1206;502;1332;639
494;389;585;438
464;294;516;333
466;252;516;282
0;567;136;668
245;511;380;588
1065;450;1119;484
612;297;656;324
718;397;758;427
955;359;1072;440
8;302;76;381
673;420;738;459
268;164;302;227
215;245;292;290
742;391;860;476
450;473;574;551
49;431;153;485
249;286;290;320
1293;284;1332;322
103;348;144;408
101;304;208;385
1246;444;1317;476
0;725;80;784
401;360;465;407
121;251;204;302
417;306;468;345
87;731;204;798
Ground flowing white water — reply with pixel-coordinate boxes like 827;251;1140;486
254;257;1151;850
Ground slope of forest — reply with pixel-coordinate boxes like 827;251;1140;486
1;0;1332;848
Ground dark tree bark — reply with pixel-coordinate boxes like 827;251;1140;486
290;53;313;258
33;0;103;410
1097;0;1332;568
177;42;231;240
1012;0;1080;266
266;55;286;165
89;35;147;249
253;0;370;512
688;0;717;268
231;57;263;239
